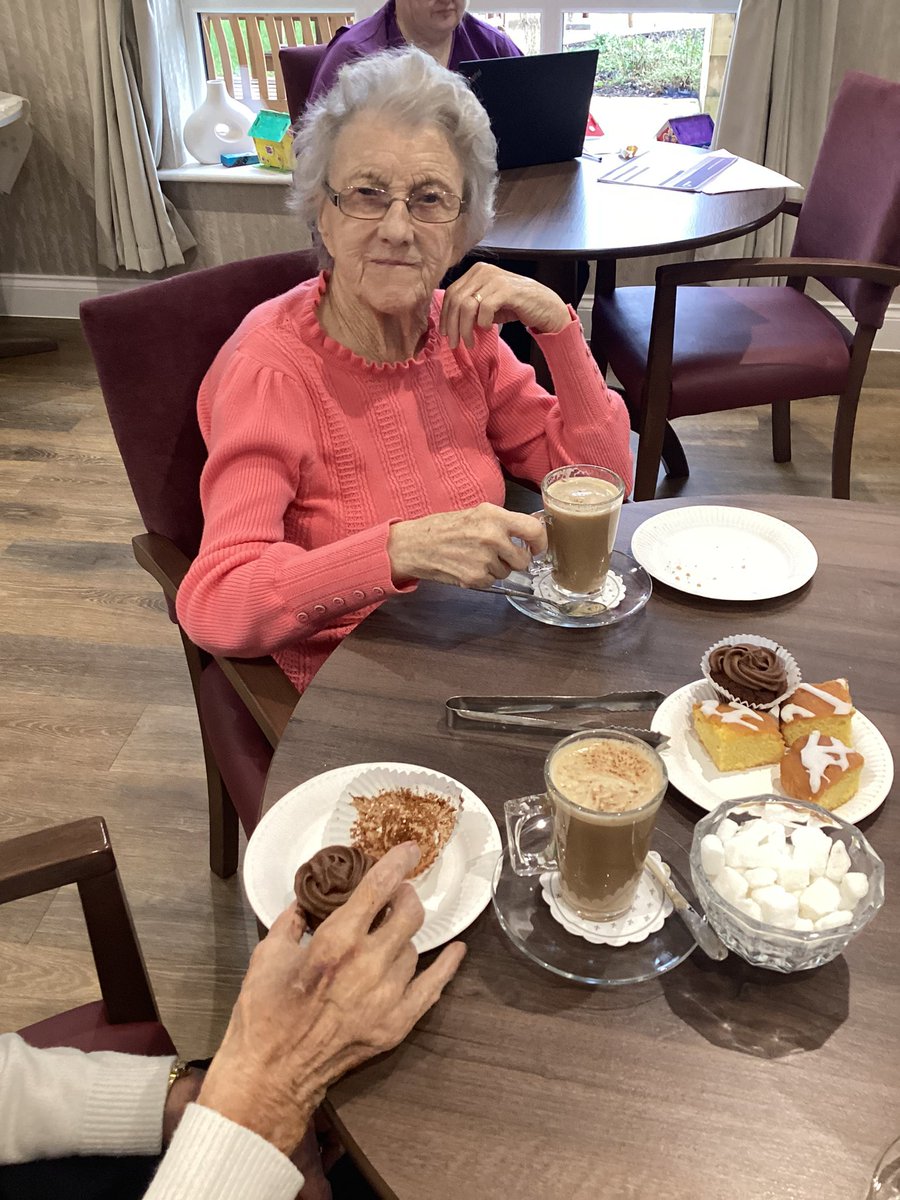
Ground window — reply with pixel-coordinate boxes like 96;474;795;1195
472;4;738;144
179;1;357;111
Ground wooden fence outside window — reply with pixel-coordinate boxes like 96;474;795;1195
200;11;354;111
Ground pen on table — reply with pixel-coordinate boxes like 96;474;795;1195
582;151;604;162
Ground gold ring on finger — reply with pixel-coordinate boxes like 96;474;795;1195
473;292;483;303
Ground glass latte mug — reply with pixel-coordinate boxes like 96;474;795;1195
504;730;668;921
541;465;625;597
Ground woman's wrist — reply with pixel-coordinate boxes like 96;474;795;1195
162;1065;205;1146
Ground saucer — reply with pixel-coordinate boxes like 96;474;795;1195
492;828;697;985
505;550;652;628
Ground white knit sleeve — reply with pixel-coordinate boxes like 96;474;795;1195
0;1033;172;1163
143;1104;303;1200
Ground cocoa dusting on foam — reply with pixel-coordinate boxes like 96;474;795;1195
350;787;460;877
708;643;787;706
550;740;663;812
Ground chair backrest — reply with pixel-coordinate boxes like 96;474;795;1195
280;44;330;120
792;71;900;328
80;250;320;561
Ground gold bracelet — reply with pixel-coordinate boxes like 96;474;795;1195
166;1058;192;1095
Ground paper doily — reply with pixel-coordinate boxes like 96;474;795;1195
540;852;674;945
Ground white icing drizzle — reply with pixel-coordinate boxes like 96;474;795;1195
800;731;852;793
786;680;853;718
781;703;815;722
700;699;765;729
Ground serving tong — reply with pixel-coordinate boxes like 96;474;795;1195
445;691;669;748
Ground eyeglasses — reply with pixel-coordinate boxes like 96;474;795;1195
324;182;466;224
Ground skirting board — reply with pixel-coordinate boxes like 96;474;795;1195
3;272;900;351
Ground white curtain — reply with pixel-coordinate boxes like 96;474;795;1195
704;0;840;262
78;0;196;272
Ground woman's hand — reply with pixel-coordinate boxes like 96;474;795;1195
440;263;571;349
197;843;464;1157
387;503;547;588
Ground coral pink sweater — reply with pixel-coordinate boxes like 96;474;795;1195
177;274;632;693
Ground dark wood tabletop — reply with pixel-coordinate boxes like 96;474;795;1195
263;495;900;1200
477;157;785;261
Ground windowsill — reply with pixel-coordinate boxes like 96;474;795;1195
158;164;292;186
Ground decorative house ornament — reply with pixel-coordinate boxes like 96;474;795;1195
183;79;255;165
248;110;294;171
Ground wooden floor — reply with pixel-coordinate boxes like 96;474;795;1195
1;315;899;1058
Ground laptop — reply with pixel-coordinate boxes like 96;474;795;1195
458;50;599;170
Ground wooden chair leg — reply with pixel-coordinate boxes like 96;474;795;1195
662;422;689;479
179;629;240;878
832;325;877;499
203;741;240;879
633;382;669;501
772;399;792;463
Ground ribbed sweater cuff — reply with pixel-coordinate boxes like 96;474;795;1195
533;307;595;377
274;519;414;613
79;1053;174;1156
144;1104;302;1200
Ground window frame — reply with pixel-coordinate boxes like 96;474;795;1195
179;0;741;103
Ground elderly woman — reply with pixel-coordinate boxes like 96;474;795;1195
308;0;521;104
177;49;631;696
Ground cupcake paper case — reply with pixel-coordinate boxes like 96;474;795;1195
701;634;801;711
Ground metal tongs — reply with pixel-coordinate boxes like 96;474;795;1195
445;692;669;748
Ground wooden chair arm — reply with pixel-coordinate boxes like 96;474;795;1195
132;533;298;748
219;657;298;748
0;817;113;903
132;532;189;602
0;819;160;1025
656;255;900;290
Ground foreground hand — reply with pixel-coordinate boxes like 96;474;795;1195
440;263;571;349
388;502;547;588
197;843;465;1156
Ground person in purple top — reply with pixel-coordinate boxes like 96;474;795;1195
308;0;522;104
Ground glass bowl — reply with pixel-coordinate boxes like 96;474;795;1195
690;796;885;973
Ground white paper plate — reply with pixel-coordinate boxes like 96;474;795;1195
631;506;818;600
651;680;894;822
243;762;501;952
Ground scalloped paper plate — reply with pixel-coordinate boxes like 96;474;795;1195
631;505;818;600
243;762;500;952
651;680;894;821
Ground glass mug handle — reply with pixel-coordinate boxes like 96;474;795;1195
504;795;558;875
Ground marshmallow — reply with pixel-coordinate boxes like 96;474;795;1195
839;873;869;910
815;911;853;932
793;918;815;932
734;897;762;922
738;818;770;845
799;876;842;922
745;867;778;889
777;861;810;893
791;826;831;877
716;817;739;842
765;822;787;850
825;841;852;882
715;866;749;904
700;834;725;877
753;885;799;929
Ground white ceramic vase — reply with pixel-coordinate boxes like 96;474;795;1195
183;79;255;165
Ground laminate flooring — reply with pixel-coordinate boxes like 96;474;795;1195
1;315;899;1058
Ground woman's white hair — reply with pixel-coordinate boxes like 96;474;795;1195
290;48;497;266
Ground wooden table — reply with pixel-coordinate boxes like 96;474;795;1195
475;156;785;302
264;496;900;1200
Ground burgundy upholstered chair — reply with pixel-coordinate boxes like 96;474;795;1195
81;250;320;878
280;44;330;120
593;71;900;501
2;818;175;1056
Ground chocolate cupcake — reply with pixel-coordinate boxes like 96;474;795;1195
294;844;374;928
702;634;800;710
